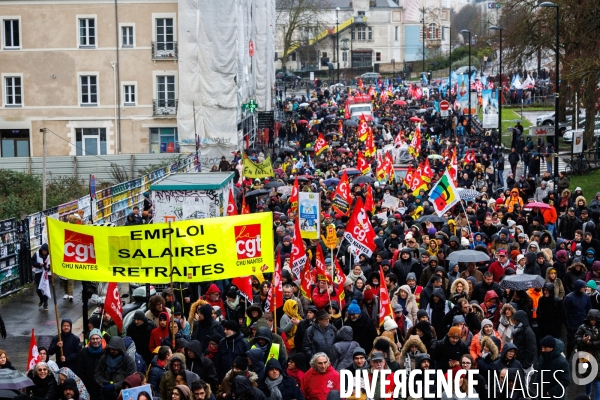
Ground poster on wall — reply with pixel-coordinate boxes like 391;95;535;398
298;192;320;240
457;75;469;112
482;89;499;128
573;130;584;154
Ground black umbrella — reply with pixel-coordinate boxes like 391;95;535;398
415;215;447;224
380;117;394;122
447;250;490;263
245;189;270;198
280;147;295;153
500;274;545;290
302;147;315;152
264;181;285;189
296;176;310;182
352;175;375;184
0;370;34;390
343;120;358;127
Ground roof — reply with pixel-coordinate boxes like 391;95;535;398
150;172;234;191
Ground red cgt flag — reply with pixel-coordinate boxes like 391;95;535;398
241;196;250;214
289;176;299;214
27;329;40;371
300;259;313;301
378;268;394;327
232;276;253;303
104;282;123;332
227;188;238;216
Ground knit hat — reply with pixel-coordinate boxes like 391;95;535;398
374;338;390;354
133;310;146;321
226;289;238;299
383;316;398;331
417;309;428;320
516;254;525;263
461;237;470;247
210;333;223;344
348;300;361;315
504;268;516;276
89;328;102;340
363;289;375;301
222;320;240;333
283;236;292;242
540;335;556;348
466;276;476;286
448;326;461;338
406;272;417;282
175;385;191;400
233;356;249;371
353;347;367;358
588;280;598;290
452;315;465;325
481;319;493;330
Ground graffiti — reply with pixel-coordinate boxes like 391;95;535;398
198;137;233;146
154;190;209;203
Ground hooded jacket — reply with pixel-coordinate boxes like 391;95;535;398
344;311;378;354
184;339;217;388
191;304;225;352
261;359;304;400
148;312;171;353
511;311;536;369
426;288;451;338
125;314;155;364
216;366;258;399
31;243;50;274
48;319;82;371
159;353;200;400
330;326;359;371
564;279;592;329
215;331;249;381
533;339;570;400
203;284;226;313
94;337;137;395
399;335;427;372
392;285;419;324
537;283;566;340
476;336;499;373
249;322;287;367
231;375;267;400
491;342;523;371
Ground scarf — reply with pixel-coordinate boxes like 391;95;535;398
106;353;123;374
226;297;240;310
88;344;103;355
266;375;284;400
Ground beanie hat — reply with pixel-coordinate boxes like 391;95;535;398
452;315;465;325
374;338;390;353
133;310;146;321
504;268;516;276
406;272;417;282
417;310;428;320
516;254;525;263
233;356;249;371
89;328;102;340
363;289;375;301
222;320;240;333
461;237;470;247
353;347;367;358
588;280;598;290
210;333;223;344
383;316;398;332
540;335;556;348
448;326;461;338
175;385;191;400
466;276;476;286
348;300;361;315
226;289;238;299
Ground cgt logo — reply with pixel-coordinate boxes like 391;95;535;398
235;224;262;260
64;230;97;264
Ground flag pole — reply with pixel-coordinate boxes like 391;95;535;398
169;221;175;349
46;216;63;360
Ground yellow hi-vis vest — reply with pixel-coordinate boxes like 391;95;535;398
251;343;280;361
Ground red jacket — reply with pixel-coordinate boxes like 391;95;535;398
203;283;225;313
148;311;170;352
488;260;515;282
301;365;340;400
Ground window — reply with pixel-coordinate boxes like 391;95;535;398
428;24;440;39
156;18;174;51
150;127;178;153
376;52;381;62
368;27;373;40
357;27;366;40
291;52;296;61
75;128;106;156
157;75;175;104
4;77;21;106
358;11;365;16
322;52;327;58
79;18;95;47
80;75;97;105
121;26;133;47
394;26;399;41
3;20;19;48
0;129;29;157
123;84;135;105
342;51;347;62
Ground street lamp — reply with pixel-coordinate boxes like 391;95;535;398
489;25;503;136
461;29;472;131
538;1;559;193
443;26;451;98
421;7;427;75
336;7;340;83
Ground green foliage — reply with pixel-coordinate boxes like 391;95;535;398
0;171;88;220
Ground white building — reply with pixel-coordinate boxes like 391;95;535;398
275;0;450;77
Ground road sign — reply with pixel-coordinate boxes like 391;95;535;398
89;174;96;199
529;126;555;137
257;111;275;130
488;2;501;8
440;100;450;117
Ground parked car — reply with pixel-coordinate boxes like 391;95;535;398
454;66;478;76
276;72;301;81
563;120;600;143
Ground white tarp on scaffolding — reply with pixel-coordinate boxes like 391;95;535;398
178;0;275;168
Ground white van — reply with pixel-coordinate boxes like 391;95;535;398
348;102;373;118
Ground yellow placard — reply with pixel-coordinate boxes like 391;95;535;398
47;213;274;283
322;224;337;249
243;155;274;178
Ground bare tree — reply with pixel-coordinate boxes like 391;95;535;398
276;0;330;67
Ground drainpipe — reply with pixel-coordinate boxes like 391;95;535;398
111;62;118;153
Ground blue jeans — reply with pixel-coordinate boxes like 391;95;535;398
546;161;552;173
547;222;555;238
585;380;600;399
497;170;505;188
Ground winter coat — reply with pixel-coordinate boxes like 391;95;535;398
248;323;287;367
476;336;499;373
538;282;566;339
231;375;267;400
431;335;469;372
491;342;523;372
512;310;536;369
48;319;82;371
159;354;200;400
148;312;171;353
184;339;218;389
261;359;305;400
301;365;340;400
302;322;337;360
147;356;168;395
216;332;250;381
391;285;419;324
575;309;600;368
449;278;470;304
29;372;58;400
330;326;359;371
216;369;258;399
399;335;427;373
368;335;401;366
469;326;502;360
344;312;378;354
533;339;570;400
77;345;103;400
191;306;225;352
564;280;592;329
94;337;137;396
125;316;155;364
425;288;452;338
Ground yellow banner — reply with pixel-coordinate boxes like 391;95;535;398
243;156;274;178
47;213;274;283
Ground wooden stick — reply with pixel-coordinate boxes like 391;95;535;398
46;216;63;359
169;221;175;349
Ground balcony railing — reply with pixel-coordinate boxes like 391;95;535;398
152;42;178;60
352;61;373;68
153;99;178;117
